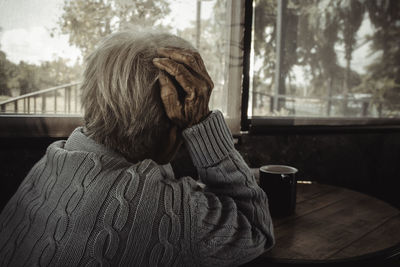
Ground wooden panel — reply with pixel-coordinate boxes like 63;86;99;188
328;214;400;259
263;184;400;260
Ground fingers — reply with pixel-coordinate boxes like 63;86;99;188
158;72;184;127
157;47;214;90
153;58;196;101
184;98;194;127
157;48;197;66
192;51;214;90
157;47;201;75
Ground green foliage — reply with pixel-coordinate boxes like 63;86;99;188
36;58;83;89
2;0;171;98
0;54;82;97
56;0;171;57
0;50;10;96
365;0;400;81
1;0;398;117
253;0;277;92
176;0;226;86
253;0;400;115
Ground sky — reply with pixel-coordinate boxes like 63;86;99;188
0;0;81;65
0;0;214;66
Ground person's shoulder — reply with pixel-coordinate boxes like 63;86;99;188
121;159;167;183
132;158;160;174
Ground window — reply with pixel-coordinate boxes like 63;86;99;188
250;0;400;120
1;0;399;137
0;0;244;134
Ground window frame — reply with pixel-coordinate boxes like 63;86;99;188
242;0;400;134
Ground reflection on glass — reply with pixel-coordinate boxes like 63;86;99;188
251;0;400;118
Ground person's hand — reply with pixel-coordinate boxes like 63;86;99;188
153;47;214;128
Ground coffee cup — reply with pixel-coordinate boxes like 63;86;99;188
259;165;298;217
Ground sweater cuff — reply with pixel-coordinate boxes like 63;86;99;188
182;110;235;167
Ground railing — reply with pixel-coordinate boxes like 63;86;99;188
1;84;396;118
251;91;388;118
0;82;81;114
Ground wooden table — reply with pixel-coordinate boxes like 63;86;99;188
248;182;400;265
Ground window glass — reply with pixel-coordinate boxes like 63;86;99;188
250;0;400;118
0;0;239;124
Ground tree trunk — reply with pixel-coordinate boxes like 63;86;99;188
326;77;333;116
342;59;350;116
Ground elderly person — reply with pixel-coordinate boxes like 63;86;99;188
0;30;274;266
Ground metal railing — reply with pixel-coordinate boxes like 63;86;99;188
251;91;389;118
0;82;81;114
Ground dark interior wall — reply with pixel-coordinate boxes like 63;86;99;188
1;131;399;211
237;132;400;209
0;137;63;211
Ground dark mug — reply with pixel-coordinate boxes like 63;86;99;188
259;165;298;217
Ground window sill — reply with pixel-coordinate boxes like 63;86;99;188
0;114;241;138
2;115;400;138
249;116;400;134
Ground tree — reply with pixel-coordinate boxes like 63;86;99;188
363;0;400;114
336;0;364;114
0;50;10;96
295;0;363;114
0;27;11;96
253;0;277;94
252;0;383;116
37;58;82;89
57;0;171;57
11;62;39;95
175;0;227;111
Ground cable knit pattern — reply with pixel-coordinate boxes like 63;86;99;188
0;110;274;267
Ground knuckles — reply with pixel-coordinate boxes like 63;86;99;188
186;55;196;64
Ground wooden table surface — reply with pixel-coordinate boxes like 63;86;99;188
259;182;400;263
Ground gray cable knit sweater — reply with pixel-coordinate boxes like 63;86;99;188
0;110;274;267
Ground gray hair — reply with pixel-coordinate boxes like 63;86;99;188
81;30;194;162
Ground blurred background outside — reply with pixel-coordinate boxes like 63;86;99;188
0;0;229;115
251;0;400;118
0;0;399;120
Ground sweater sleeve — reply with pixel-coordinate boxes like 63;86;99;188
182;110;275;267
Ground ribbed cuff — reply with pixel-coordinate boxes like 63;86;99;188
182;110;235;167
